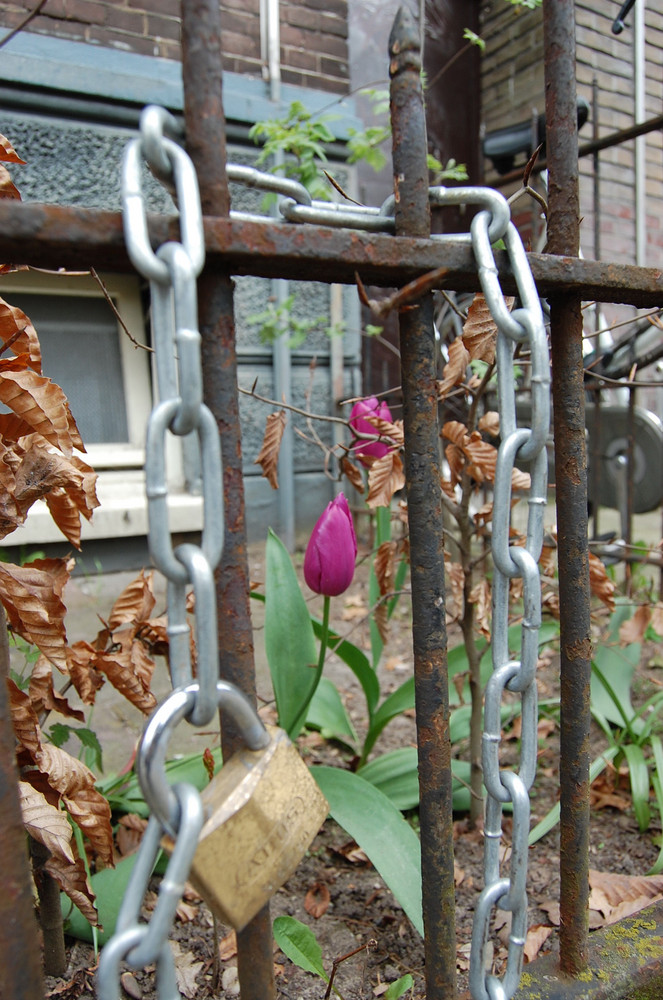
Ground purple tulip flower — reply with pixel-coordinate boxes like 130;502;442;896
349;396;393;465
304;493;357;596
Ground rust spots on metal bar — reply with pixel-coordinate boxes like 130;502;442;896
0;201;663;305
180;3;275;998
543;0;592;978
389;8;456;998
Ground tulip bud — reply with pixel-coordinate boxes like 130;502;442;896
349;396;393;465
304;493;357;596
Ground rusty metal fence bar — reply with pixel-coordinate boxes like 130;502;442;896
543;0;592;978
389;10;456;998
180;2;276;998
1;1;662;998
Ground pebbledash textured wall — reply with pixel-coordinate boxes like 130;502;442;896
0;0;349;91
0;1;362;554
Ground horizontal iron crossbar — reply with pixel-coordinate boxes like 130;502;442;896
0;201;661;306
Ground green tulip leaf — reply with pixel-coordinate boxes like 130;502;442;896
357;746;472;813
306;676;358;750
311;618;380;717
312;765;423;935
62;850;155;944
623;743;651;832
362;676;415;760
528;746;619;846
265;529;318;738
273;916;329;981
385;975;414;1000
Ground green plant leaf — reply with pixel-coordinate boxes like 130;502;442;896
357;746;471;812
528;746;619;846
265;529;318;738
385;974;414;1000
622;743;651;832
311;619;380;717
362;676;415;762
648;736;663;873
273;916;329;981
62;850;156;944
306;677;357;750
100;749;223;818
312;766;423;935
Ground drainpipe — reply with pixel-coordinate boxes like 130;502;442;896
634;0;645;266
262;0;296;549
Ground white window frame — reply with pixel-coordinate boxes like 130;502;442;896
0;270;201;545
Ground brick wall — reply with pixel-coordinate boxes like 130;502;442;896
0;0;349;93
480;1;663;272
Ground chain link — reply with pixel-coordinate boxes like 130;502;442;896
107;107;547;1000
465;200;550;1000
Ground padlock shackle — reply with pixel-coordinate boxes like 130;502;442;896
137;680;270;834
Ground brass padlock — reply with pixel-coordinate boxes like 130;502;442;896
141;682;328;932
185;725;328;930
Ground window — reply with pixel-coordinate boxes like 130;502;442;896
0;271;204;545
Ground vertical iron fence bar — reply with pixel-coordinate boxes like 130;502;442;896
180;3;276;998
0;605;45;1000
389;8;456;998
542;0;592;977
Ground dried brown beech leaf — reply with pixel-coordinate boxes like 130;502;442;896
589;869;663;926
63;785;114;867
539;543;557;578
43;852;98;926
0;436;97;541
444;558;465;622
341;456;365;494
523;924;553;963
444;444;464;489
116;813;148;858
254;410;287;490
440;477;457;501
305;882;331;919
359;415;404;450
478;411;500;438
462;292;513;364
474;501;494;526
0;557;70;671
95;629;157;715
139;615;170;658
619;604;651;645
437;338;470;400
35;743;97;799
588;552;616;612
374;540;398;597
0;134;26;165
0;298;41;370
469;578;491;639
218;929;238;961
0;412;36;443
29;655;85;722
0;163;21;200
7;677;43;758
374;601;389;644
18;780;75;864
108;570;156;630
67;640;104;705
0;363;84;457
366;451;405;509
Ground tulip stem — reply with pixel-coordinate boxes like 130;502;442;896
290;595;331;738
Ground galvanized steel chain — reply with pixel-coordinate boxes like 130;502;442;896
463;197;550;1000
97;105;265;999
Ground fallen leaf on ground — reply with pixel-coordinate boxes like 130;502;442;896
589;869;663;926
524;924;553;963
219;930;238;961
171;941;204;999
305;881;331;918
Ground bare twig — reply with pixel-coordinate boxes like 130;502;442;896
0;0;48;51
323;170;362;207
356;268;449;320
323;940;378;1000
239;382;348;425
89;268;153;353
